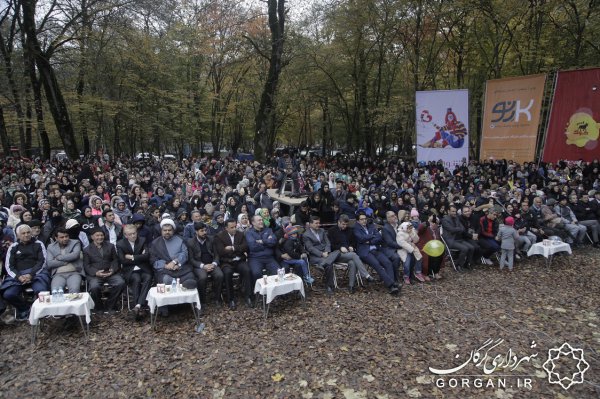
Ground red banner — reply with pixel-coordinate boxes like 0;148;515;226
543;68;600;162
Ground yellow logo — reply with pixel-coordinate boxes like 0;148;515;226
565;111;599;148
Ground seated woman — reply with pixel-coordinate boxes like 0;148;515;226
396;222;429;285
236;212;252;233
416;213;446;280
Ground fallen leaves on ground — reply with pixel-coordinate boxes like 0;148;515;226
0;249;598;398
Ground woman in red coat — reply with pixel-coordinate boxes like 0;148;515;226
416;213;446;279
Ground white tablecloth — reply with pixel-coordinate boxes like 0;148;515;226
29;293;95;325
254;274;305;304
527;242;572;258
146;287;201;314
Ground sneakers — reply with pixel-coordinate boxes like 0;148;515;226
16;310;30;321
414;273;430;282
389;285;400;296
303;276;315;285
403;276;411;285
481;257;493;265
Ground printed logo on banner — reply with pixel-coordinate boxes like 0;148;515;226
491;100;534;124
564;110;599;150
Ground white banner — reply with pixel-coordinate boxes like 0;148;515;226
416;90;469;170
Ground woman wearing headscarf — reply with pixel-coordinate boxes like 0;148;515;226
113;198;132;225
416;213;446;280
63;199;81;220
236;213;251;233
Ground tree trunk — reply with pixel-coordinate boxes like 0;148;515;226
76;0;91;155
0;25;26;157
253;0;285;163
113;113;121;156
21;0;79;159
26;52;50;159
0;105;10;154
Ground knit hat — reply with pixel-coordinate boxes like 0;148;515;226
504;216;514;226
410;208;419;218
284;225;299;239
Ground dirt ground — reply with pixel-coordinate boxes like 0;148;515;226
1;248;599;399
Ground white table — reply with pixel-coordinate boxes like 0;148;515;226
254;274;305;319
527;241;572;267
28;293;95;343
146;287;201;330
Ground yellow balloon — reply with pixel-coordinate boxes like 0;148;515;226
423;240;445;257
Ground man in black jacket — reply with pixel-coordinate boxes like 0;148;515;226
186;222;224;306
569;193;600;247
84;228;126;313
117;225;153;320
327;214;373;292
0;224;50;320
213;219;251;309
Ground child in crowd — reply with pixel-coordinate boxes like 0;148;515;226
496;216;519;271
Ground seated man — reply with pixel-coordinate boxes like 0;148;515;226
572;193;600;248
381;211;402;282
555;195;590;247
478;209;501;263
327;214;373;293
149;218;197;316
303;215;340;294
0;224;50;320
46;227;83;293
83;228;126;313
246;215;280;303
116;224;153;320
353;212;399;295
459;205;486;266
214;219;251;309
442;205;475;272
186;222;224;307
513;202;538;253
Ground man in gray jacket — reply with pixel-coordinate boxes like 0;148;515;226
47;227;83;292
303;215;340;294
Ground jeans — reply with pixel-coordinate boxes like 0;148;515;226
282;258;310;278
403;254;423;277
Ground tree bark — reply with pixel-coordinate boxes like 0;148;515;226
21;0;79;159
0;105;11;154
253;0;285;162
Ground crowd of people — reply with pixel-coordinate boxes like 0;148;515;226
0;150;599;324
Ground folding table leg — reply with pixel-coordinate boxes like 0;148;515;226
77;316;89;339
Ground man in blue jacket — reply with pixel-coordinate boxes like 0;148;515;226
353;211;399;296
246;215;280;304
